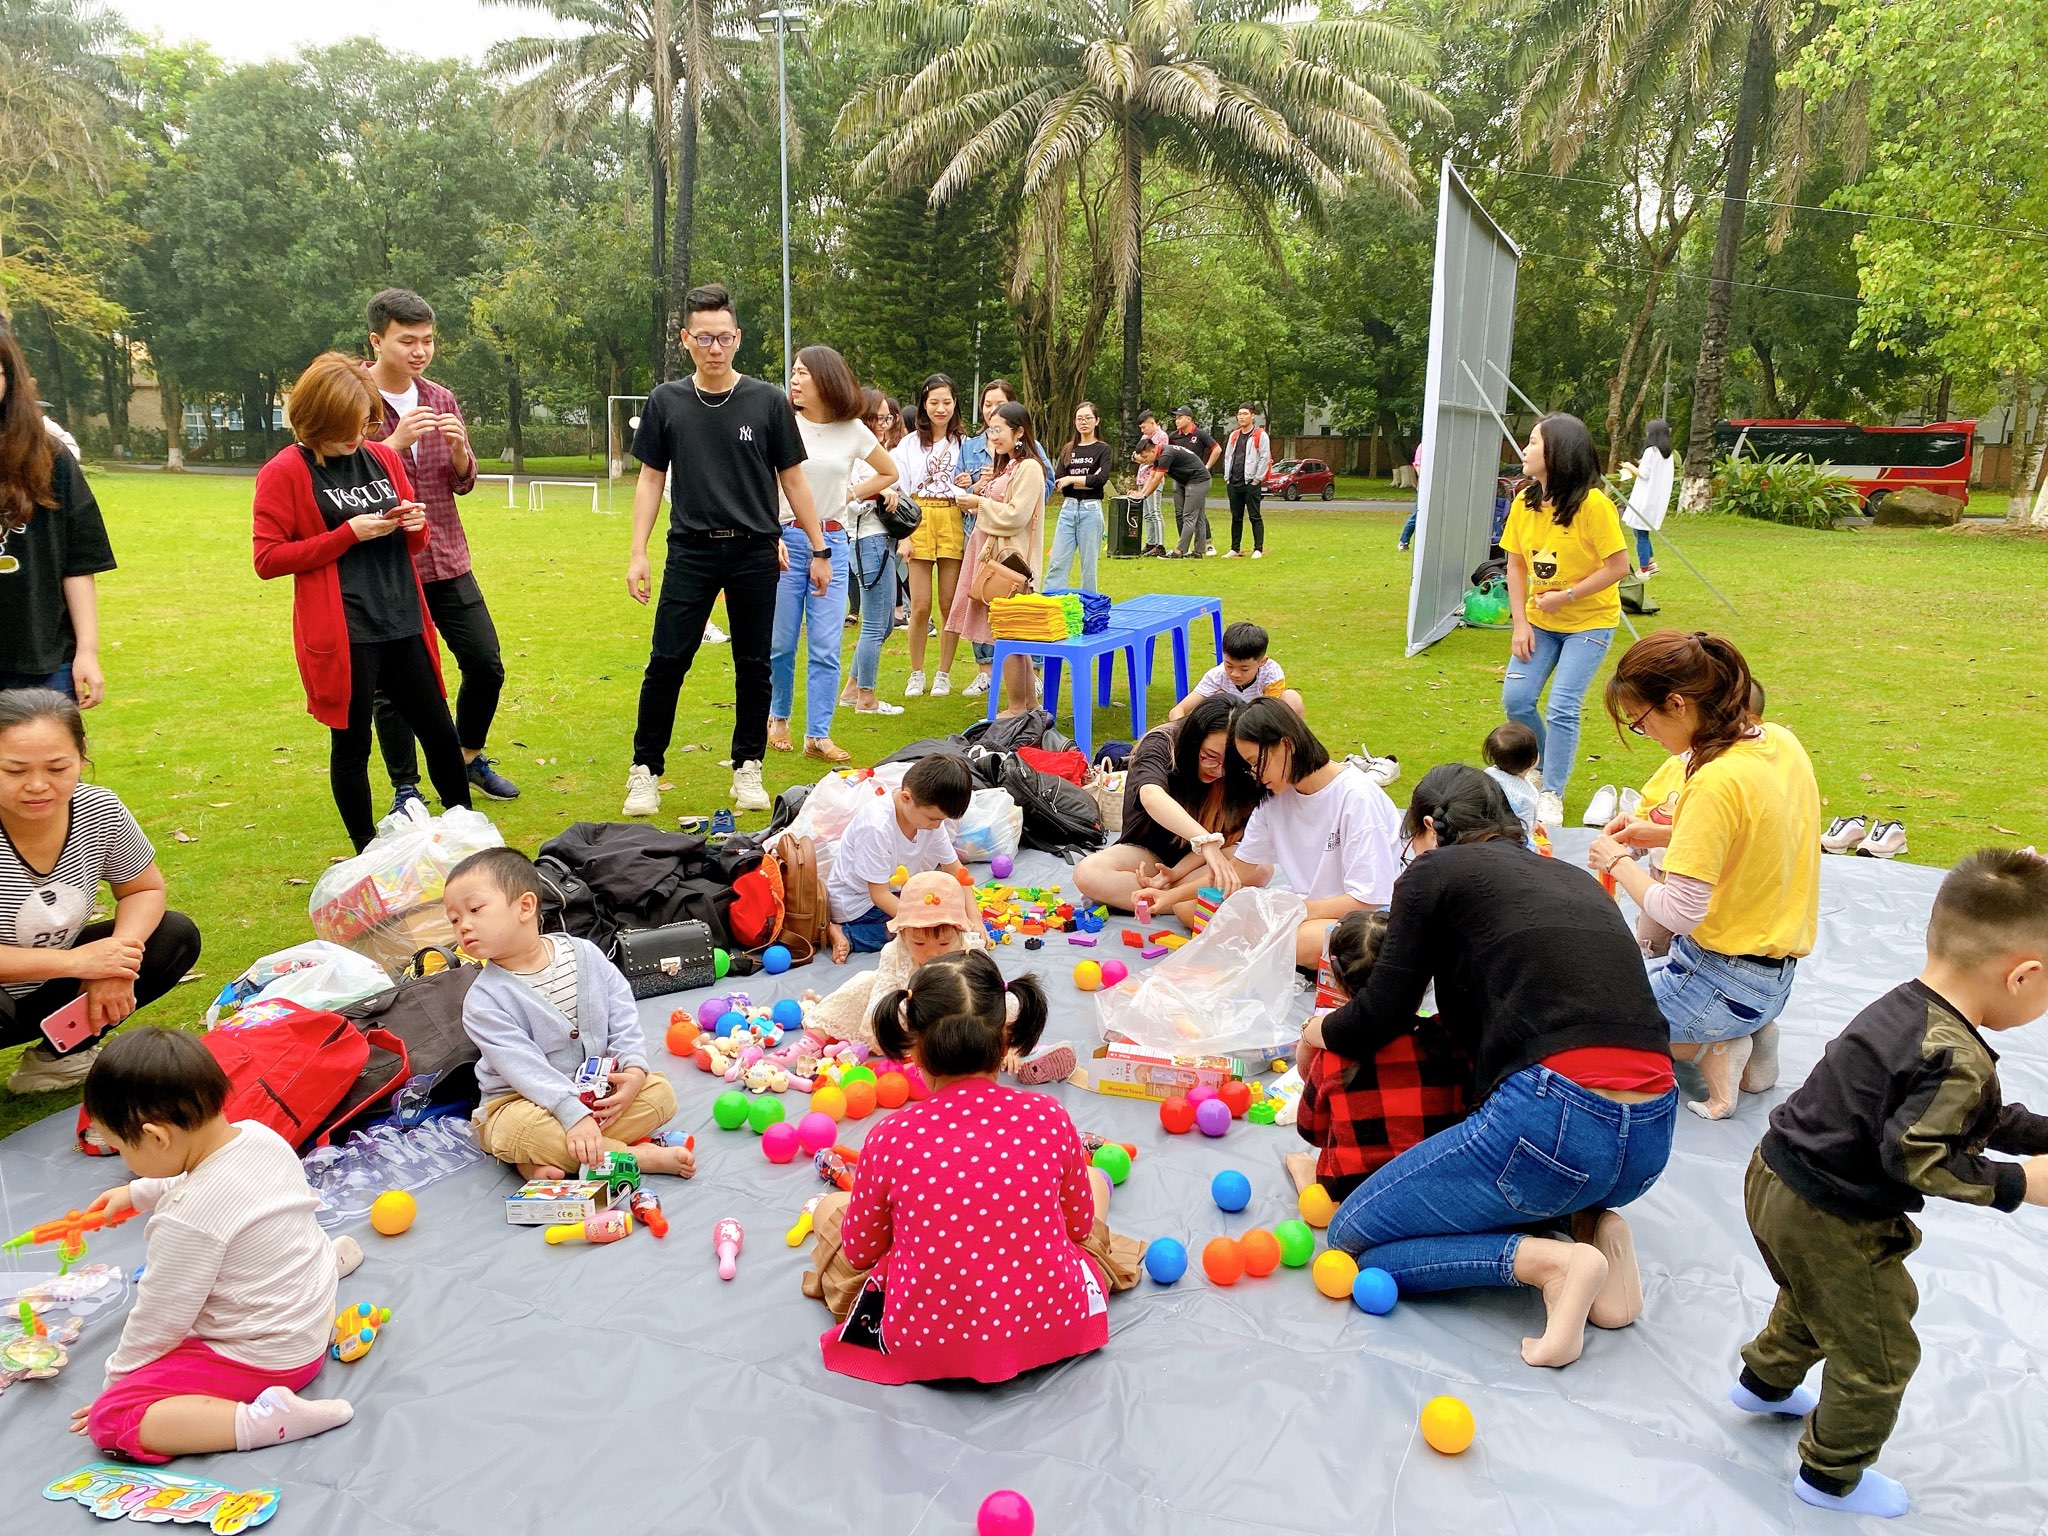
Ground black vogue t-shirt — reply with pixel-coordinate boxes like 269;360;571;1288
304;447;421;644
0;450;117;676
633;375;807;542
1057;441;1112;503
1157;444;1211;487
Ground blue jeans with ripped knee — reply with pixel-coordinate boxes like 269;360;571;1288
1502;624;1615;798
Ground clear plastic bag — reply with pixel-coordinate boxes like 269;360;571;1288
204;940;392;1028
952;787;1023;864
1095;886;1309;1056
308;802;502;976
302;1116;490;1230
791;765;904;848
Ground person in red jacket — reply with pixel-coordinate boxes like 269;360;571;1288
253;352;471;851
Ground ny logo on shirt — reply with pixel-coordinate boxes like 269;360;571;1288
739;425;755;443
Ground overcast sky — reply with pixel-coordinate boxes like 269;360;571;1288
109;0;568;64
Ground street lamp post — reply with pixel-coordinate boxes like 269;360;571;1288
760;6;806;380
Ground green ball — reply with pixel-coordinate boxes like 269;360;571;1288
839;1064;877;1087
711;1090;749;1131
713;948;731;979
746;1096;786;1135
1091;1143;1132;1185
1275;1219;1316;1268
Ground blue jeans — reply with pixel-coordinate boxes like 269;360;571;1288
1046;500;1104;593
1651;933;1797;1044
841;904;891;953
1328;1066;1678;1292
0;664;74;699
1634;528;1654;566
1502;624;1616;797
769;525;851;739
1399;510;1418;548
849;533;897;692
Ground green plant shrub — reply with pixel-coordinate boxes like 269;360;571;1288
1712;453;1863;529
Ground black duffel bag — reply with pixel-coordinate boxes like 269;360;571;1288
995;752;1106;858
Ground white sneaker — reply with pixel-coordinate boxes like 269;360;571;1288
961;672;989;698
1855;819;1907;859
1348;749;1400;788
1251;549;1265;560
7;1037;107;1093
731;760;770;813
855;699;904;716
1221;550;1241;559
1537;790;1565;827
930;671;952;698
701;623;728;646
1582;785;1618;827
621;764;660;818
904;670;925;698
1618;787;1643;818
1820;814;1868;854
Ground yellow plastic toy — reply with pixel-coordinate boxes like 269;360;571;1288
329;1302;392;1363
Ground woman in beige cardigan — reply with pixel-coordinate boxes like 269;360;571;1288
947;400;1046;718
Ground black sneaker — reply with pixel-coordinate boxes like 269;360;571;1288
466;755;522;800
389;783;427;820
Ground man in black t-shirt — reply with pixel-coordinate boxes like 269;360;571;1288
623;281;828;818
1132;437;1214;561
1168;407;1219;556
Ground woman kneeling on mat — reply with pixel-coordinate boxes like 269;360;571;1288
1306;764;1677;1368
1587;630;1819;1120
0;689;202;1094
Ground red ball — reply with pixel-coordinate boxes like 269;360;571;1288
1202;1237;1246;1286
1159;1096;1196;1134
1218;1079;1253;1119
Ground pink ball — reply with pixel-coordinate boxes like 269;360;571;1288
1195;1097;1231;1137
977;1490;1034;1536
761;1121;801;1164
795;1111;838;1155
1186;1083;1219;1107
1099;959;1128;988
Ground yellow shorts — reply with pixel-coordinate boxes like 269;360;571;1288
906;499;965;562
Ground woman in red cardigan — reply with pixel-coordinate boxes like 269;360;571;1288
253;352;471;851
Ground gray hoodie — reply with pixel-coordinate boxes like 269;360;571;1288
464;935;650;1130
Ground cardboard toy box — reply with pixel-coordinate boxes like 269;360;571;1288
1080;1041;1248;1101
504;1178;618;1226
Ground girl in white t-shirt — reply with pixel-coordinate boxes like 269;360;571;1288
768;346;898;763
1226;698;1404;968
1620;419;1674;576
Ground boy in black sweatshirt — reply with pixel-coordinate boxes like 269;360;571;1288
1731;848;2048;1519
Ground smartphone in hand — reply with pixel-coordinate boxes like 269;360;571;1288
41;994;96;1052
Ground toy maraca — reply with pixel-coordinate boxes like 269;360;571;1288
544;1207;633;1245
786;1195;824;1247
714;1217;745;1280
630;1189;669;1239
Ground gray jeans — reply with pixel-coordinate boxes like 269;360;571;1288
1173;476;1213;555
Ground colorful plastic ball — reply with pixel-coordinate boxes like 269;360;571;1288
1159;1096;1196;1134
1195;1098;1232;1137
874;1071;910;1109
715;1009;747;1039
1143;1237;1188;1284
762;944;792;975
1073;960;1103;991
1202;1236;1246;1286
841;1079;879;1120
1211;1169;1251;1212
1218;1079;1253;1119
840;1064;877;1087
1099;959;1128;988
1240;1228;1281;1277
697;997;728;1029
1298;1183;1337;1228
810;1084;848;1122
990;854;1014;880
1275;1219;1316;1268
712;1090;750;1130
795;1111;838;1155
976;1489;1034;1536
713;948;731;979
369;1190;416;1237
665;1019;701;1056
1312;1249;1360;1300
761;1121;801;1164
1420;1395;1476;1455
1092;1143;1132;1185
904;1067;932;1101
771;998;805;1029
1352;1266;1398;1315
746;1096;786;1135
1186;1083;1218;1107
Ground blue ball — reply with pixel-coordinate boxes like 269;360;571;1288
763;944;793;976
1143;1238;1188;1285
1352;1267;1398;1315
715;1010;747;1039
771;997;805;1029
1211;1170;1251;1213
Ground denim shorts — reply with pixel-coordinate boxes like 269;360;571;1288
1650;932;1797;1044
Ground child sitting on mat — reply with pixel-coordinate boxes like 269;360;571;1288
1287;910;1470;1199
801;950;1140;1383
1730;848;2048;1520
1481;721;1541;844
824;755;974;961
1168;621;1304;720
446;847;694;1182
74;1028;359;1463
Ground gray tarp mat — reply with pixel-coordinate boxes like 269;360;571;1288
2;836;2043;1534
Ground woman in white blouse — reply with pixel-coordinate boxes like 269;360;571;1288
1621;419;1674;577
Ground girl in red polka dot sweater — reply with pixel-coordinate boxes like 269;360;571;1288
804;950;1141;1384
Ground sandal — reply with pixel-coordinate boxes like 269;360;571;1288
767;720;794;752
804;738;853;763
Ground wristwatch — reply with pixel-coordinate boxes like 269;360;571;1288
809;548;829;561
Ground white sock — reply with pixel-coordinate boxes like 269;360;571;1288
333;1236;364;1279
1729;1378;1818;1417
233;1386;355;1452
1794;1467;1908;1519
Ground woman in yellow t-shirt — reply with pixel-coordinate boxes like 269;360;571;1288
1500;413;1632;829
1586;633;1821;1121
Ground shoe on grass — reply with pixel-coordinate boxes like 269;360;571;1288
1222;550;1241;559
804;738;852;764
1582;785;1619;828
702;622;728;645
930;671;952;699
1855;820;1907;859
1251;549;1264;560
465;755;520;800
1820;814;1868;854
1618;787;1643;819
710;809;736;838
731;760;771;813
1537;790;1566;827
622;764;660;818
388;783;426;821
1348;748;1399;788
904;670;925;699
9;1037;108;1094
961;672;990;698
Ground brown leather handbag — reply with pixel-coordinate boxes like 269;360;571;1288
969;548;1034;604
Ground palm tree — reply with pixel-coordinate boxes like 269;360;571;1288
832;0;1442;440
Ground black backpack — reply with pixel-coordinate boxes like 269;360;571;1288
996;753;1106;858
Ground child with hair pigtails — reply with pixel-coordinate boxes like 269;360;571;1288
799;949;1141;1383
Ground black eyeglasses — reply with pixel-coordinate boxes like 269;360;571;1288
1625;705;1656;736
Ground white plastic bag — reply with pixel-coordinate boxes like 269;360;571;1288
308;802;503;975
204;940;392;1028
952;787;1023;864
1095;886;1309;1057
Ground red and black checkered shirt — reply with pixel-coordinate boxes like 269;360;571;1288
367;376;478;584
1296;1023;1471;1201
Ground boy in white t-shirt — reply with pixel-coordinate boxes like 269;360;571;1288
826;755;974;960
1169;621;1305;720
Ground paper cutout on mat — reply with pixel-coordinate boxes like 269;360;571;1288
43;1463;281;1533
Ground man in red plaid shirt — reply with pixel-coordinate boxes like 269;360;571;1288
364;288;521;812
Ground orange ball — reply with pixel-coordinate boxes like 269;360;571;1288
874;1071;909;1109
955;867;975;886
810;1084;848;1122
1239;1228;1281;1277
841;1079;878;1120
665;1019;701;1056
1202;1237;1246;1286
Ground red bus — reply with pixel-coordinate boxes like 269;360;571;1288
1715;419;1975;510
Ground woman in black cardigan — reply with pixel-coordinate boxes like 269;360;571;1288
1306;764;1678;1368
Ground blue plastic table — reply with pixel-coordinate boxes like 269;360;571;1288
1106;593;1226;700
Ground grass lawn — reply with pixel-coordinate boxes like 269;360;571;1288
1;473;2039;1138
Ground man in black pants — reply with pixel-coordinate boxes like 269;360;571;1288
363;288;520;812
623;282;829;819
1169;406;1220;557
1222;403;1272;558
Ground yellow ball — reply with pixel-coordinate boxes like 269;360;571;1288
810;1084;848;1122
369;1190;417;1237
1298;1182;1336;1229
1420;1395;1476;1455
1311;1249;1359;1300
1073;960;1103;992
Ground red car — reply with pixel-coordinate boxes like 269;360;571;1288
1262;458;1336;500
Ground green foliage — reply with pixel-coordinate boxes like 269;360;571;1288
1712;453;1863;528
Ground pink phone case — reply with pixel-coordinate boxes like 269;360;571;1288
41;994;96;1052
